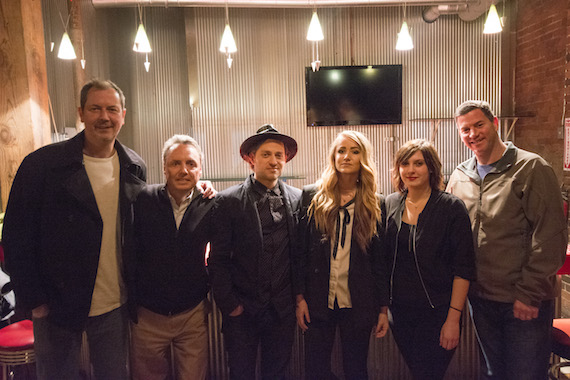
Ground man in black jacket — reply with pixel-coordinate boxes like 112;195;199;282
129;135;214;380
209;125;301;380
3;79;147;380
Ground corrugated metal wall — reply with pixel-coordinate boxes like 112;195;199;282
128;5;501;192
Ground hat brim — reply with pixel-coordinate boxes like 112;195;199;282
240;134;298;162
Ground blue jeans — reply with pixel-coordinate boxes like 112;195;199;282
469;296;554;380
33;305;129;380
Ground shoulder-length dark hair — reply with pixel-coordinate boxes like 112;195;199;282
391;139;444;193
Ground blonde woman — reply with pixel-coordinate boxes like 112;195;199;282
293;131;389;379
385;139;476;380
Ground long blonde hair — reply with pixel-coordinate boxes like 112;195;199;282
308;131;381;252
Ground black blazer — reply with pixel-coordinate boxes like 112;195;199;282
292;184;389;327
3;131;146;330
128;184;214;320
209;175;301;319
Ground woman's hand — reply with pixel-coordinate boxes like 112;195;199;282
296;296;311;331
375;310;389;338
439;318;460;350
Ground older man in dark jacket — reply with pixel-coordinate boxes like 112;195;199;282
209;125;301;380
2;79;146;380
129;135;214;380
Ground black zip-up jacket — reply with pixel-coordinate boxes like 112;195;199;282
385;190;476;308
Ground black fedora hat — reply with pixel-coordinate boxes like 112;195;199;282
240;124;298;162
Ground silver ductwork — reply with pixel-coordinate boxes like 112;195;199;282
92;0;477;8
423;0;499;22
91;0;499;25
422;4;468;22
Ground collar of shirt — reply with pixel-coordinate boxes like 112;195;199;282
251;176;281;197
167;188;195;211
167;187;198;229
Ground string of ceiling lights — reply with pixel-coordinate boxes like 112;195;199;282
55;2;504;71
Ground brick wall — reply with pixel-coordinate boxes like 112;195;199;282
514;0;570;316
514;0;567;182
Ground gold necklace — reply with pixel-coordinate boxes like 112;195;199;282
406;192;430;209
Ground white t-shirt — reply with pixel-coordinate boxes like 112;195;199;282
83;152;125;317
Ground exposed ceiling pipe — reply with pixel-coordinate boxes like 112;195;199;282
422;0;498;23
422;4;467;22
92;0;476;8
458;0;496;21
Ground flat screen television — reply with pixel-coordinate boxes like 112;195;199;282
305;65;402;126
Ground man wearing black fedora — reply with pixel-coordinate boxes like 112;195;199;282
209;124;301;380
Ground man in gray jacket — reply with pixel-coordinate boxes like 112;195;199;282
447;100;567;380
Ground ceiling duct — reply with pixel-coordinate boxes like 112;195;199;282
423;0;499;23
92;0;476;8
422;4;467;22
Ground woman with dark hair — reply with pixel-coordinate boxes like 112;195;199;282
384;139;476;380
293;131;389;379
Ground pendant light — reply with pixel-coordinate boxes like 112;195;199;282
133;6;152;53
483;4;502;34
58;32;76;59
307;10;324;72
219;3;237;68
57;13;76;60
396;4;413;51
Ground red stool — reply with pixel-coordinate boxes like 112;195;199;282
550;319;570;379
0;320;35;380
550;249;570;379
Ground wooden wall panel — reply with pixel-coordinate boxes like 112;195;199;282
0;0;50;211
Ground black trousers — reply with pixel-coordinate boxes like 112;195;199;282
390;304;457;380
222;306;295;380
304;307;373;380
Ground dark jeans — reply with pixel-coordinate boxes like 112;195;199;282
222;306;295;380
33;305;129;380
390;304;456;380
469;296;554;380
304;307;372;380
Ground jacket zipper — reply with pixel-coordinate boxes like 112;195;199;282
389;205;435;308
410;224;435;308
389;227;399;305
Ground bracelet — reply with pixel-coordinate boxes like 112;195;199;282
449;306;462;313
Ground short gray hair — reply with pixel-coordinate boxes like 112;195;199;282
162;135;203;166
80;79;125;110
455;100;495;122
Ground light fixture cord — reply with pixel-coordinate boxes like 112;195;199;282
225;1;229;24
138;5;143;24
501;0;505;27
59;11;71;31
